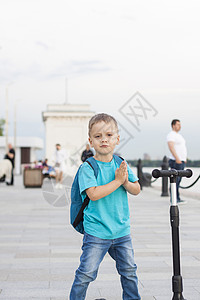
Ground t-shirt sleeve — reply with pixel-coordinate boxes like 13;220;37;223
167;132;175;142
126;161;138;182
78;162;98;195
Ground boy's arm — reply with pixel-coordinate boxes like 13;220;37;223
86;180;122;201
86;161;127;201
123;180;140;195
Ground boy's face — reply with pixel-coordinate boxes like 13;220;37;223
89;121;120;156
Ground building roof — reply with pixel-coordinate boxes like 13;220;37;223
42;103;95;121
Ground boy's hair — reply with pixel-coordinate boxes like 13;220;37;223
88;113;118;136
171;119;180;127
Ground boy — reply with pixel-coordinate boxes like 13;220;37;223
70;113;141;300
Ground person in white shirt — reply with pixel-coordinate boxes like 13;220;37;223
0;159;12;184
52;144;67;189
167;119;187;203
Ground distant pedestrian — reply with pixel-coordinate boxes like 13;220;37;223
42;158;49;167
81;144;94;162
167;119;187;203
52;144;67;189
4;143;15;185
0;159;12;184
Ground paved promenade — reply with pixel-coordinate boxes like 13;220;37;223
0;175;200;300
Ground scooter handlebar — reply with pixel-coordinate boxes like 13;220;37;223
152;168;193;178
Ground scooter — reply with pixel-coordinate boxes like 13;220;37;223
152;168;193;300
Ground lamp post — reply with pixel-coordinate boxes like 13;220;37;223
65;77;68;104
14;99;22;154
5;86;9;153
5;82;13;153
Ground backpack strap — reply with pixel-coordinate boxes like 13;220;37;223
113;154;124;165
72;196;90;229
72;157;99;230
85;156;99;178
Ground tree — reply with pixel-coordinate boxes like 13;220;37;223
0;119;5;136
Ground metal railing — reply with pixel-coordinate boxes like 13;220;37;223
180;174;200;189
137;156;200;195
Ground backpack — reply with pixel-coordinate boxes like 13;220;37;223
70;155;124;234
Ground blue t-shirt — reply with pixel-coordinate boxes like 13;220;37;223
78;157;138;239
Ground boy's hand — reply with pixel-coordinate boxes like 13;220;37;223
123;167;129;186
115;161;128;185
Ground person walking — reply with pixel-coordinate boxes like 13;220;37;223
167;119;187;203
4;143;15;185
81;143;94;162
52;144;67;189
0;159;12;184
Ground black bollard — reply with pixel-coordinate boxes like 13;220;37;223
137;159;143;190
161;156;169;197
137;159;152;189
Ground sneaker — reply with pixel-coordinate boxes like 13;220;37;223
55;183;59;189
58;183;63;189
177;199;187;204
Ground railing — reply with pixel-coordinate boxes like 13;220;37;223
136;156;200;195
180;174;200;189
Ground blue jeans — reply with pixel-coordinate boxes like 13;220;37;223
70;232;141;300
168;159;185;201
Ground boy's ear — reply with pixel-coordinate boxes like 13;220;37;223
116;134;120;145
88;137;93;147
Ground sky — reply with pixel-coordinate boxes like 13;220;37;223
0;0;200;160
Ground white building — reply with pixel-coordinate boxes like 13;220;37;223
0;136;44;175
42;103;95;171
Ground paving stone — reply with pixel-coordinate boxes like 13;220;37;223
0;176;200;299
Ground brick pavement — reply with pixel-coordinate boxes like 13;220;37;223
0;175;200;300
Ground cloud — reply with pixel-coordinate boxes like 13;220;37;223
120;14;135;22
0;58;111;84
0;59;23;83
0;59;42;83
35;41;49;51
46;60;111;80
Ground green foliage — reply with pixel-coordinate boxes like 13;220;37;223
127;159;200;168
127;159;162;168
186;159;200;167
0;119;5;136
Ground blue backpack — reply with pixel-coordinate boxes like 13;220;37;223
70;155;124;234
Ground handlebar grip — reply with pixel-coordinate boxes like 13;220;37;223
152;169;173;178
178;169;193;178
152;168;193;178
